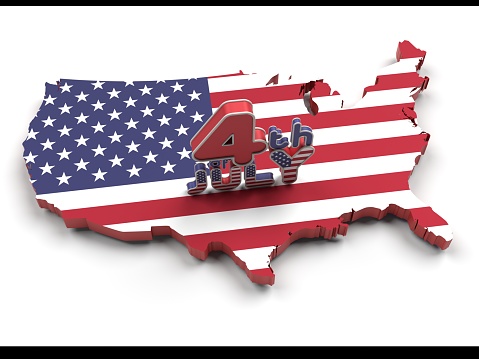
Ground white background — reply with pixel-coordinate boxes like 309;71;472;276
1;6;477;346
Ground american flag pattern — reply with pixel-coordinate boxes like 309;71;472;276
186;162;208;195
209;160;243;191
270;145;315;184
23;40;452;285
244;160;275;189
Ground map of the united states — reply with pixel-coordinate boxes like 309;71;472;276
23;40;452;285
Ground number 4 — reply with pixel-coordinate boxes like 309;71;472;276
190;99;268;167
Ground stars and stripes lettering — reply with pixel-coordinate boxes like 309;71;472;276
244;160;275;189
209;160;242;191
186;162;208;195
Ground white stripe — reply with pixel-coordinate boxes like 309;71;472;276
207;118;420;157
105;190;426;235
212;96;344;119
309;119;422;146
426;225;453;242
376;57;423;76
233;246;276;271
37;152;421;210
211;87;418;119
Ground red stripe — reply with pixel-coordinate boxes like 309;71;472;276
62;171;411;226
254;103;414;132
363;73;426;96
211;83;302;108
255;134;428;170
186;218;348;253
208;64;420;109
209;81;333;108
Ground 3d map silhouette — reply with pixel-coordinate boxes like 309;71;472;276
22;40;452;285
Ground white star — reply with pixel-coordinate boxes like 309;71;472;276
56;172;72;185
91;144;107;157
26;128;39;140
39;162;55;175
170;81;184;92
44;94;56;105
157;115;171;126
91;121;106;133
75;91;89;102
74;135;89;147
42;116;56;127
91;80;105;89
92;168;107;181
175;124;189;136
123;96;137;108
187;90;201;101
143;151;158;163
60;82;72;93
161;161;176;174
172;102;186;114
140;106;154;117
190;111;205;122
107;88;121;98
124;118;139;129
108;131;123;143
92;100;105;111
109;154;124;167
177;147;192;159
125;140;140;153
124;80;135;87
58;125;72;137
75;113;89;124
23;151;37;163
155;93;169;104
139;84;153;96
58;103;72;114
108;109;122;120
74;158;89;171
159;137;174;149
40;138;55;150
57;148;72;160
126;164;142;177
141;128;156;140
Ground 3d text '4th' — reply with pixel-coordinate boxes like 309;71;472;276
186;99;315;194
